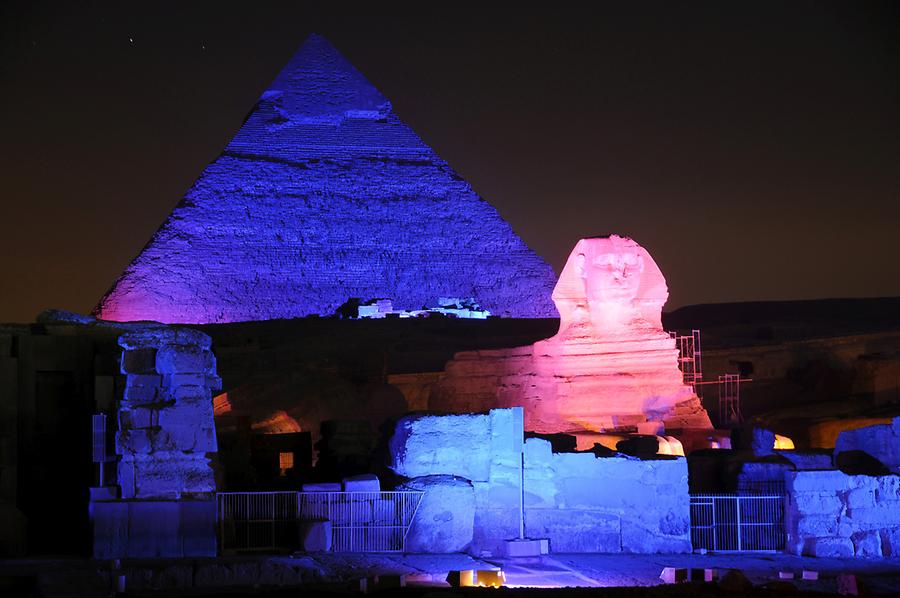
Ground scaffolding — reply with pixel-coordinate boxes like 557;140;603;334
718;373;743;425
671;329;703;397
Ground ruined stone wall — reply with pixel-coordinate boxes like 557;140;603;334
390;408;690;555
523;439;690;553
92;325;221;558
117;328;221;498
785;470;900;558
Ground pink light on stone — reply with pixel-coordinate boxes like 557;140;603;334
431;236;713;435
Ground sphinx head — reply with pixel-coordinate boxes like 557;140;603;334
552;236;668;335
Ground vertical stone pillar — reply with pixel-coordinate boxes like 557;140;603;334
91;325;221;557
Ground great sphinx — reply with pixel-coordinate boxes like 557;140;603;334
430;235;712;437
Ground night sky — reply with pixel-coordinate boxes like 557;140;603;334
2;2;899;323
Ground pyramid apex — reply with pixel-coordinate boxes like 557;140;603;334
265;33;389;118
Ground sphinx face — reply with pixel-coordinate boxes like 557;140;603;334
580;247;645;306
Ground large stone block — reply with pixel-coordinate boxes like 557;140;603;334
525;509;621;552
128;500;182;557
390;412;492;481
524;437;552;466
792;492;843;516
156;346;213;374
786;470;849;494
807;536;855;558
881;527;900;557
90;500;129;559
342;474;380;493
180;499;217;556
621;520;691;554
119;454;216;499
852;530;883;558
835;419;900;474
399;475;474;553
91;499;216;558
473;507;521;555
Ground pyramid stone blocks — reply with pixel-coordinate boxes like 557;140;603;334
95;35;557;323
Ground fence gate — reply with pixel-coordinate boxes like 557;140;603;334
690;493;785;552
217;491;423;554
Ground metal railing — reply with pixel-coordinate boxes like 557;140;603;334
217;490;423;554
690;493;785;552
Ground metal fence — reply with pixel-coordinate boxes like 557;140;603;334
217;491;423;554
690;493;785;552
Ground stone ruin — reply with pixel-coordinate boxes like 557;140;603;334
94;34;557;324
431;236;712;440
92;324;221;558
389;408;691;555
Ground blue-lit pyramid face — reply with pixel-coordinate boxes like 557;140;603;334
95;35;558;324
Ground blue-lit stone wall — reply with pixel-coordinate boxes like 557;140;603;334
391;408;691;555
91;325;220;558
786;470;900;558
95;35;557;324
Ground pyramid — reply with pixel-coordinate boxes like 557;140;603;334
95;35;558;324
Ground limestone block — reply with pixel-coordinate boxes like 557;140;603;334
302;482;341;492
91;499;216;558
524;438;552;466
846;488;876;510
123;384;159;403
489;407;523;456
156;346;213;374
792;492;843;516
128;374;162;388
180;500;217;557
119;454;215;499
525;509;621;552
90;500;129;558
163;373;206;388
299;520;332;551
621;520;691;553
551;452;601;479
157;398;214;429
473;507;521;555
560;476;643;509
342;474;380;493
875;475;900;501
835;419;900;474
119;406;157;430
881;527;900;557
398;475;474;553
852;530;883;558
475;480;520;511
795;514;839;538
118;327;212;352
786;470;848;494
128;500;182;557
169;384;210;401
808;537;854;557
846;504;900;528
390;413;491;481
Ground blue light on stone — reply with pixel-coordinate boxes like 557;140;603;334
95;34;558;324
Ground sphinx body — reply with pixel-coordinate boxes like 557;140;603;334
430;236;712;435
